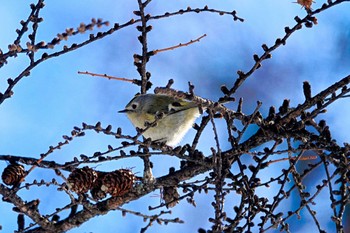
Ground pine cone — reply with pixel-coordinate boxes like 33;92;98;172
1;164;26;186
91;169;135;200
67;167;98;194
163;186;180;208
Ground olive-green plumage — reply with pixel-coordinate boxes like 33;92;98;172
119;94;200;146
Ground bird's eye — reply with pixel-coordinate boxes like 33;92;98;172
131;104;138;109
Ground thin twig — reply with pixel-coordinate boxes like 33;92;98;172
266;155;318;165
153;34;207;54
77;71;135;83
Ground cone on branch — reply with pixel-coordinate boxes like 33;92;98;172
67;166;98;194
163;186;180;208
67;167;136;200
91;169;136;200
1;163;26;186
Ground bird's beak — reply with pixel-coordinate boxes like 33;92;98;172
118;109;129;113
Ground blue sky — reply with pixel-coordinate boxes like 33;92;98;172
0;1;350;232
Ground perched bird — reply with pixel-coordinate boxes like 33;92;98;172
119;94;201;146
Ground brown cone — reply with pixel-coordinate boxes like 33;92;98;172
91;169;136;200
163;186;180;208
1;164;26;186
67;167;98;194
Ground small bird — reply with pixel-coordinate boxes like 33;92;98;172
119;94;201;146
